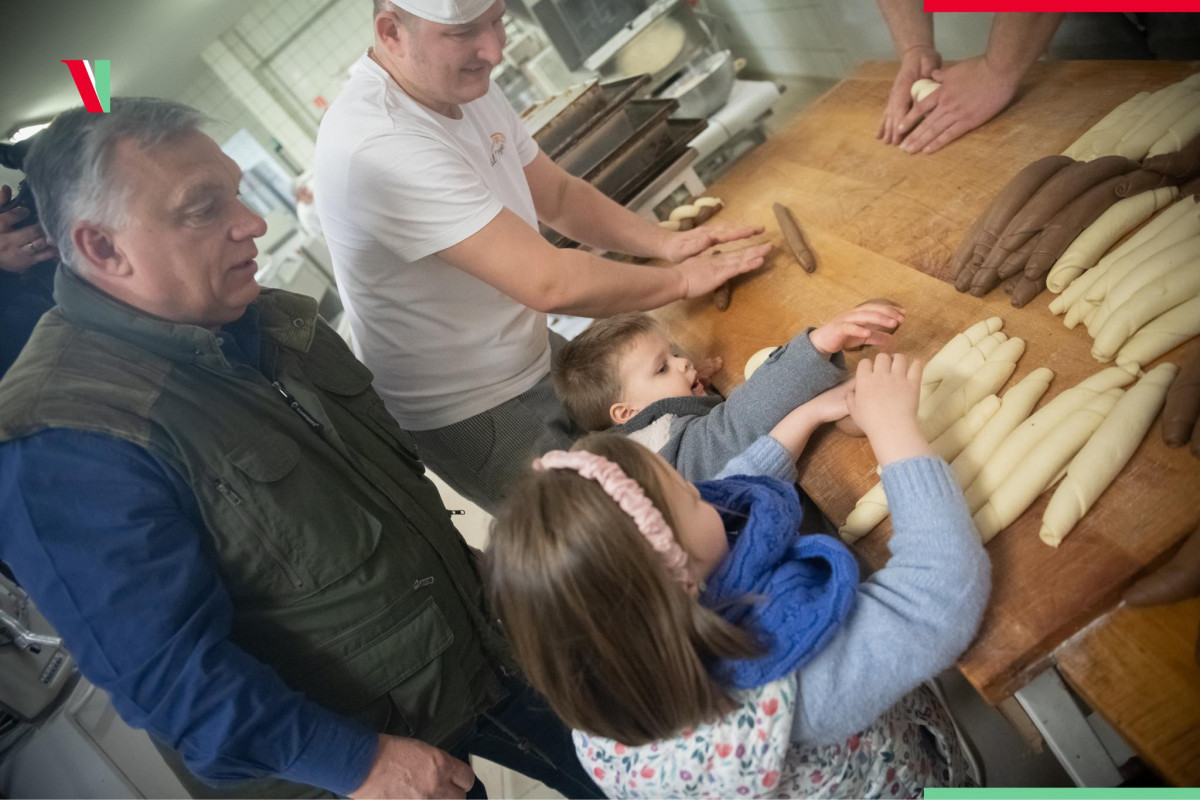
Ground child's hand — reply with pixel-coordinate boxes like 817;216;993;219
769;380;854;460
809;303;906;355
847;353;933;467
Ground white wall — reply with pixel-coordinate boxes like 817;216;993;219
703;0;996;80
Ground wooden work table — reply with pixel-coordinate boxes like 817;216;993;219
651;60;1200;780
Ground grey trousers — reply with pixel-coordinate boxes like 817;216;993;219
407;369;582;514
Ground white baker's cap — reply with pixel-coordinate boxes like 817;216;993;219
389;0;495;24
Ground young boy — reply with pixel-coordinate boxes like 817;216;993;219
551;303;904;486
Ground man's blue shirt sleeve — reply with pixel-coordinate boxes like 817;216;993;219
0;430;376;794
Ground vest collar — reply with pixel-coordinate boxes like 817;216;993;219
54;267;319;367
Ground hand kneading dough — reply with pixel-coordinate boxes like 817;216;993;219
1040;363;1178;547
920;337;1024;442
1046;187;1178;293
963;367;1134;513
839;394;999;542
743;346;777;381
974;388;1123;543
910;79;941;103
949;368;1054;490
1115;294;1200;371
1052;195;1198;316
1092;262;1200;362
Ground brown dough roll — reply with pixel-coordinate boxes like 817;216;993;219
1124;525;1200;609
1143;131;1200;184
1010;169;1178;307
953;155;1075;292
1162;351;1200;453
969;156;1139;296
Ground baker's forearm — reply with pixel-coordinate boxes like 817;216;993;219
540;248;684;315
984;13;1063;80
544;173;669;258
877;0;934;56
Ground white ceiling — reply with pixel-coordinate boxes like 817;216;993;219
1;0;268;141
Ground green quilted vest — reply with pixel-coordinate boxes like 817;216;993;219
0;270;512;788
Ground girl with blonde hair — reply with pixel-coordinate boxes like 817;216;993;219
487;353;989;798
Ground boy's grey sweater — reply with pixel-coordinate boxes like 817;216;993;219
612;328;847;483
718;438;991;746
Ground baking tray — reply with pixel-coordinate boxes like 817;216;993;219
542;116;707;248
556;98;679;178
523;75;650;161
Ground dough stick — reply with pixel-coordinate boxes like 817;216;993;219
1162;351;1200;450
1062;92;1150;159
1084;206;1200;310
1115;294;1200;371
839;395;1000;543
922;317;1004;389
1054;194;1199;315
974;389;1123;543
1094;82;1197;156
920;337;1024;441
962;367;1135;513
1088;234;1200;335
712;281;732;312
951;157;1074;290
1092;263;1200;362
920;332;1007;417
1040;364;1179;547
1147;105;1200;159
950;368;1055;490
1047;187;1178;293
1115;88;1200;161
773;203;817;273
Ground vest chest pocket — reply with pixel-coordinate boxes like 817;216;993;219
206;431;383;608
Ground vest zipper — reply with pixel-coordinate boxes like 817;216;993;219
214;478;306;590
271;380;323;432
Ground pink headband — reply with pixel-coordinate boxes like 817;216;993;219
533;450;691;586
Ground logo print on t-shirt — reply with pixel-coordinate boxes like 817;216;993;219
489;132;506;167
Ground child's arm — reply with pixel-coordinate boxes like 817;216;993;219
789;354;990;745
712;380;854;482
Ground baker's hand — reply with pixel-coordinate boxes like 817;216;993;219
0;186;56;273
350;735;475;799
878;45;942;146
895;56;1019;155
674;243;772;299
660;222;765;263
809;302;906;355
1124;526;1200;665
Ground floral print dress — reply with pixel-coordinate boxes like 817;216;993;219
573;676;971;799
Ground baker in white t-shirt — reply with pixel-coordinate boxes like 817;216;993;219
315;0;769;511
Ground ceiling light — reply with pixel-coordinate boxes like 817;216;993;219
7;122;52;144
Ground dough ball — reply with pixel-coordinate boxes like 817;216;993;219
615;18;686;78
744;346;777;381
910;79;941;103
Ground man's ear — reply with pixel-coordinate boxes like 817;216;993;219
73;223;130;277
610;401;638;426
374;10;406;55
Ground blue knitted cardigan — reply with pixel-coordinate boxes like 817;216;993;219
697;474;860;690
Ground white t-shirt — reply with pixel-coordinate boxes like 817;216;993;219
314;53;547;430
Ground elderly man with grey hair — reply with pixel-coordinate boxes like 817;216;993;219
314;0;772;513
0;98;601;799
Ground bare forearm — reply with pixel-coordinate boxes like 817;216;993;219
878;0;934;56
544;174;669;258
769;405;826;462
984;13;1063;79
541;248;684;316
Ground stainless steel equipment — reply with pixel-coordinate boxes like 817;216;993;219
658;49;736;119
584;0;717;93
509;0;648;71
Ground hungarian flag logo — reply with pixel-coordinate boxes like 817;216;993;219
61;60;111;113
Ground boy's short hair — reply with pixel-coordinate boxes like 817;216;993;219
552;312;662;430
